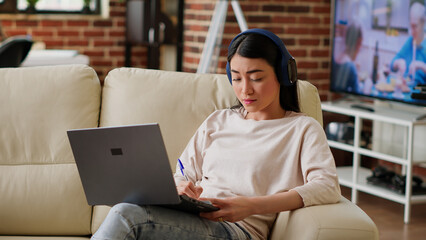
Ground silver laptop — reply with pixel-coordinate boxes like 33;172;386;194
67;123;218;214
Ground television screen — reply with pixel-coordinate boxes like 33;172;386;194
330;0;426;106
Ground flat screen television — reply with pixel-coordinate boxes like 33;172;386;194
330;0;426;107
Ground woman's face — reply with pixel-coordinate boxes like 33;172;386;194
230;54;284;120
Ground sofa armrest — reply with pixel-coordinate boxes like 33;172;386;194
269;196;379;240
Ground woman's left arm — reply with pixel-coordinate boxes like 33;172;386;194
292;119;341;206
200;190;303;222
201;118;340;222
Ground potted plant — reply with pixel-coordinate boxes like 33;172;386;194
82;0;91;14
26;0;39;13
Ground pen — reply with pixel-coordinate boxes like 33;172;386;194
178;158;189;181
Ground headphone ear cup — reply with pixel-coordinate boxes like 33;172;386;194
226;62;232;84
287;57;297;84
279;55;297;86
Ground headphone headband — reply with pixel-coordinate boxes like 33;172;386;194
226;28;297;86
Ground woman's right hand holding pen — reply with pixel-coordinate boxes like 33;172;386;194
176;181;203;199
176;158;203;199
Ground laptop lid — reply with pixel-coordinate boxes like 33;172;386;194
67;124;181;206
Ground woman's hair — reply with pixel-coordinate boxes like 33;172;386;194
227;33;300;112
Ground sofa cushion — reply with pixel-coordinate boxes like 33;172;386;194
100;68;236;170
0;65;101;235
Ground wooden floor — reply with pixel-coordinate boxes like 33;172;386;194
341;186;426;240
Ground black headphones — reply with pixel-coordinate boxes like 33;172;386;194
226;28;297;86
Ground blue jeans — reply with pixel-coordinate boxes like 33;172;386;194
92;203;252;240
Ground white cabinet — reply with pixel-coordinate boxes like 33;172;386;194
321;100;426;223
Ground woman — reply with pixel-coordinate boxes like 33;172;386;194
92;29;340;240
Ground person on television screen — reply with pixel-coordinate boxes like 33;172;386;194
332;22;363;93
391;0;426;86
90;29;341;240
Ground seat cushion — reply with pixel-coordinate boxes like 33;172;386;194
0;65;101;235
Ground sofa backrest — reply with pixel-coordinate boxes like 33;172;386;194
297;80;323;126
0;65;101;235
100;68;322;172
100;68;236;170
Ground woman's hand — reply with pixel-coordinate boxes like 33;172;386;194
199;190;304;223
176;181;203;199
199;196;255;223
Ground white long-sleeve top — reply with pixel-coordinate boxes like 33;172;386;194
174;108;341;240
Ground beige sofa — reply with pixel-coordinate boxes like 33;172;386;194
0;65;379;239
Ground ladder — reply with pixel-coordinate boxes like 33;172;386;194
197;0;248;73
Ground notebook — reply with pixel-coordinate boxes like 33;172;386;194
67;123;219;214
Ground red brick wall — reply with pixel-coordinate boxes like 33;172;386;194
0;0;146;82
1;0;334;98
183;0;333;100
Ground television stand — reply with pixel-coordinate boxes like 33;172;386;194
322;100;426;223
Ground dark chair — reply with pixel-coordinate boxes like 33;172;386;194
0;36;33;68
